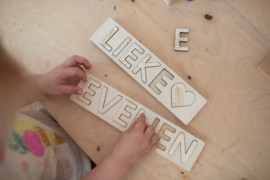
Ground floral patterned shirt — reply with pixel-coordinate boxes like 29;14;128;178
0;112;91;180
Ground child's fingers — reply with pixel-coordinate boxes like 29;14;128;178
150;143;158;152
127;121;137;132
147;133;159;152
61;67;87;82
59;85;83;95
150;133;159;146
145;125;155;138
134;113;146;132
63;55;91;69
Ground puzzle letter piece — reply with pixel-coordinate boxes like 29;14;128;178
171;83;195;107
132;54;161;83
113;99;137;127
175;28;189;51
101;27;119;51
99;86;123;114
169;133;198;164
119;43;144;69
113;37;131;57
78;78;101;105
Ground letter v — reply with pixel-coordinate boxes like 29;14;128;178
98;86;123;114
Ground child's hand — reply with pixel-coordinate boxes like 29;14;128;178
112;113;159;167
80;114;158;180
38;55;91;95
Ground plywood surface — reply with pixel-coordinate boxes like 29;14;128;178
225;0;270;41
1;0;270;179
257;53;270;82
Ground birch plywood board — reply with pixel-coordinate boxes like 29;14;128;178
257;53;270;82
90;17;207;125
70;73;205;171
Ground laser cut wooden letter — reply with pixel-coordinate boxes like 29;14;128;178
175;28;189;51
132;54;161;83
78;78;101;105
113;37;131;57
157;123;176;151
101;26;119;51
113;100;137;127
119;43;144;69
98;86;123;114
132;108;145;125
149;69;174;95
169;132;198;164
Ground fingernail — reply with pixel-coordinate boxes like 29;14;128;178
77;90;83;95
135;118;139;122
87;62;91;69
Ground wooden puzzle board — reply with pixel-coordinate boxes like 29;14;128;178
70;73;205;171
90;17;207;125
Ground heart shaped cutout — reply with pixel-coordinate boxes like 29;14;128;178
171;83;195;107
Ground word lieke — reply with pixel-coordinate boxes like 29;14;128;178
90;17;207;125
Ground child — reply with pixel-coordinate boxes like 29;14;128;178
0;44;159;180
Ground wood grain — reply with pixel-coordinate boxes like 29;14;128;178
1;0;270;179
225;0;270;41
257;53;270;82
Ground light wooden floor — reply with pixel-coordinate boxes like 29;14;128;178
19;0;270;111
225;0;270;41
1;0;270;179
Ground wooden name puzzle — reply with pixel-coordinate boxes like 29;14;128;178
70;73;205;171
90;18;207;125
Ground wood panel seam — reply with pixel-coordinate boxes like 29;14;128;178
224;0;270;43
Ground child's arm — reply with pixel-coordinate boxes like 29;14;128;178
20;55;91;107
80;113;159;180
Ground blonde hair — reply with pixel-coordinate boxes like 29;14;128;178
0;43;24;142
